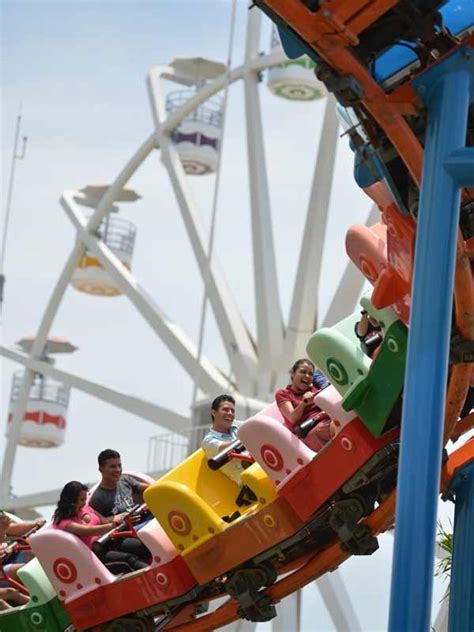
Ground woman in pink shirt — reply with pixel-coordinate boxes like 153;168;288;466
275;359;333;452
53;481;148;574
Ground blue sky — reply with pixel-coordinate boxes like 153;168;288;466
1;2;452;629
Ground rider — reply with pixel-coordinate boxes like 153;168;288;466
89;449;149;519
0;511;45;582
53;481;148;574
313;367;330;389
276;358;333;452
201;395;247;485
355;309;383;357
201;395;256;516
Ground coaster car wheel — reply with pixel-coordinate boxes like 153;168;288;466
93;614;155;632
226;561;277;622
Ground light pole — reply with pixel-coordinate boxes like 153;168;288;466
1;105;27;311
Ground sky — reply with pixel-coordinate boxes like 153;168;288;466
0;1;456;630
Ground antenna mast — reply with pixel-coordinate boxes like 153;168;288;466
1;105;28;311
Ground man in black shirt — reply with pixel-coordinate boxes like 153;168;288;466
88;449;151;566
89;449;149;518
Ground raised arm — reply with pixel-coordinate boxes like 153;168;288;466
278;391;315;428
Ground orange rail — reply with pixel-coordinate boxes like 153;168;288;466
261;0;424;184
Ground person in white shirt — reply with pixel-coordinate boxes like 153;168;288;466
201;394;246;486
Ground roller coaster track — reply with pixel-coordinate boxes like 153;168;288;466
161;2;474;629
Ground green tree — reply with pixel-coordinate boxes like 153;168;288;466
436;521;453;600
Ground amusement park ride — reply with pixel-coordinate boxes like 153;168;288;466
0;0;473;630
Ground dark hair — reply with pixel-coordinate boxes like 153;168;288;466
211;394;236;411
53;481;88;524
290;358;315;374
98;449;121;467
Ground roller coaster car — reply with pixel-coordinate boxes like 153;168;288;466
238;397;399;554
29;507;196;630
271;0;448;64
336;105;410;218
338;110;415;326
144;400;398;621
346;184;415;326
0;556;71;632
335;1;473;219
143;448;295;587
369;0;474;91
307;295;407;438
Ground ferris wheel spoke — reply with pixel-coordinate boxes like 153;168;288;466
315;571;362;631
283;95;340;362
220;616;257;631
0;136;158;504
63;192;230;394
432;599;449;632
322;204;379;326
159;134;259;390
244;8;285;374
0;345;191;433
148;68;259;392
3;486;65;512
15;134;156;386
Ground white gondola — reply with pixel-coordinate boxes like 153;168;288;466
71;213;137;296
267;27;327;101
7;371;70;448
166;90;223;175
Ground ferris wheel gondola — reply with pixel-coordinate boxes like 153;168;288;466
266;26;327;101
70;185;140;296
5;337;76;448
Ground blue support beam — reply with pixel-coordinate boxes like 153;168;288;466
448;460;474;632
444;148;474;187
388;46;474;632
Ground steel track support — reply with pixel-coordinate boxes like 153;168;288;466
389;46;474;632
447;460;474;632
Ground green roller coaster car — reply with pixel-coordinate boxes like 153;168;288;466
307;295;408;437
0;558;71;632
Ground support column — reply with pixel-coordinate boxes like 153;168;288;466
316;573;362;631
448;461;474;632
388;47;473;632
243;8;284;378
272;590;301;631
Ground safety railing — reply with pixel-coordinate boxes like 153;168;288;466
166;90;223;128
96;215;136;255
10;372;70;406
147;423;210;473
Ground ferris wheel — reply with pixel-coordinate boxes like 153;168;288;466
0;4;386;630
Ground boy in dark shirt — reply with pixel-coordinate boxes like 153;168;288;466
89;449;149;518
